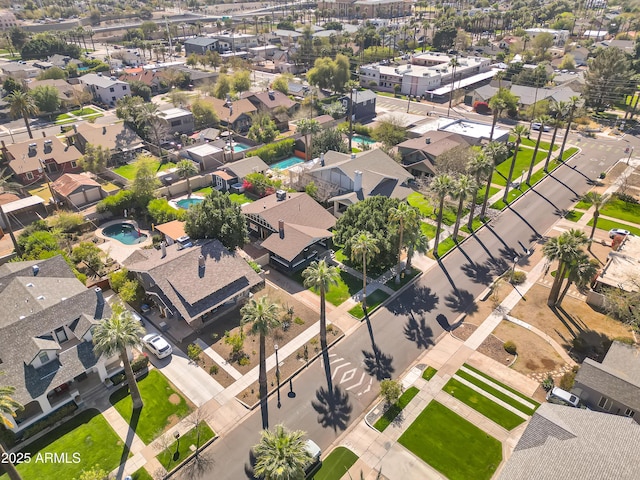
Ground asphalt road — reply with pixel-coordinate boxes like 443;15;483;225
174;133;634;480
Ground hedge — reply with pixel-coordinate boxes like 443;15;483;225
131;355;150;373
20;402;78;441
147;198;186;224
250;139;295;165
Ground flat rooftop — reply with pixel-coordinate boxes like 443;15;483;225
438;118;510;141
429;69;499;96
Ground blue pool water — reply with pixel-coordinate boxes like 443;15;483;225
233;143;250;152
271;156;304;170
176;197;204;209
352;135;376;145
102;223;148;245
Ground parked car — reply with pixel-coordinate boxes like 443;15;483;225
531;122;551;132
609;228;631;238
142;334;172;359
546;387;580;408
177;235;193;250
304;439;322;477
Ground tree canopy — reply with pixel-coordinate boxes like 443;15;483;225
307;54;351;93
584;47;634;110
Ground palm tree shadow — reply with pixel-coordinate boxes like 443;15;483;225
387;285;439;317
461;261;493;285
444;289;478;314
362;346;395;380
115;406;141;480
403;312;435;349
311;350;352;432
244;448;258;479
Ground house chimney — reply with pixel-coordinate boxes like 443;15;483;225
198;254;206;269
425;137;431;144
95;287;104;305
320;152;324;166
161;241;166;258
73;124;78;132
102;126;107;134
32;265;40;276
278;219;284;239
42;131;46;138
354;170;363;192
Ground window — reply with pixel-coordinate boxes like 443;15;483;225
626;409;635;418
109;87;115;92
54;327;68;343
70;161;77;168
38;351;49;364
112;96;116;101
170;120;182;127
598;396;611;410
122;85;127;91
25;171;34;180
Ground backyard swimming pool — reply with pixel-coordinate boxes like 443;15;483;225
101;222;148;245
233;143;250;152
271;156;304;170
352;135;376;145
176;197;204;209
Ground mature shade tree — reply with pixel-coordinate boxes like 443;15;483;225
93;302;146;408
583;192;611;242
241;297;280;425
371;118;406;147
503;124;529;203
213;73;232;99
557;96;581;162
466;151;494;230
479;142;508;219
584;47;634;111
253;424;312;480
129;80;152;102
131;155;160;205
248;112;279;145
527;114;552;184
450;174;477;240
184;189;248;250
176;159;199;198
311;128;349;158
36;66;67;80
302;260;340;351
542;229;589;306
388;202;418;282
7;90;38;139
531;32;554;59
307;54;351;93
0;384;23;480
429;173;453;256
232;70;252;94
78;143;110;173
135;103;166;153
296;118;321;161
350;231;380;311
191;99;219;129
432;24;457;51
271;74;292;94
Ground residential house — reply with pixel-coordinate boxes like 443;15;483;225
51;173;106;209
119;68;168;95
212;156;269;191
158;108;195;138
200;97;257;133
471;83;579;108
0;256;117;434
242;192;336;273
248;45;281;59
24;79;87;109
572;341;640;420
124;239;264;331
565;45;589;66
498;403;640;479
153;220;187;245
595;39;635;54
80;73;130;106
524;28;570;46
2;136;82;184
47;54;82;70
66;123;145;165
242;90;299;130
583;30;607;40
1;62;39;79
396;132;473;178
319;0;409;18
339;89;377;122
184;37;219;56
306;149;414;215
181;143;224;171
211;32;258;53
271;29;303;47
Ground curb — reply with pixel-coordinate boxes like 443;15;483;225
163;433;219;479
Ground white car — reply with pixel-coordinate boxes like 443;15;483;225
142;334;172;359
609;228;631;238
531;122;551;132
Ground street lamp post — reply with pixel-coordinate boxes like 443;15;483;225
174;431;180;458
511;256;519;282
626;146;634;165
348;88;356;152
274;343;281;408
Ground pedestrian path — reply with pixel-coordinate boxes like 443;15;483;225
458;365;538;410
102;406;146;454
195;337;243;381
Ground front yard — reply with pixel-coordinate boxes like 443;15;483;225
293;268;362;306
156;422;215;471
113;159;176;181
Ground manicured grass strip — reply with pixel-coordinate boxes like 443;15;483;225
12;409;123;480
443;378;525;430
475;186;499;204
463;364;540;406
565;210;584;222
156;423;214;470
311;446;358;480
456;370;537;415
435;235;463;257
110;370;191;444
561;147;579;161
194;186;213;196
373;386;419;432
422;366;437;381
113;159;176;180
492;148;547;186
407;191;434;217
508;135;556;150
575;199;592;210
398;401;502;480
461;217;485;233
131;467;154;480
348;289;390;319
294;269;362;306
600;198;640;224
386;267;420;291
586;217;640;236
229;192;254;204
420;221;437;239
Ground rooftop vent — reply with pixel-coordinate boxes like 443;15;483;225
275;190;286;201
26;282;34;287
43;139;52;145
37;295;45;300
32;265;39;276
28;143;37;151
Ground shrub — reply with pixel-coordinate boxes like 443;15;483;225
118;279;142;304
559;365;579;391
542;375;555;391
238;356;250;366
599;172;606;179
380;379;402;405
21;403;78;440
148;198;186;224
503;341;517;355
294;317;305;325
131;355;149;373
250;138;295;164
246;260;262;273
615;192;639;204
110;372;126;385
187;343;203;362
510;270;527;285
473;101;490;114
209;364;219;375
96;189;135;215
48;212;85;233
109;268;129;292
225;332;244;357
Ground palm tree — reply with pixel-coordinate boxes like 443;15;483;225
7;90;38;139
488;95;507;141
388;202;418;283
557;96;581;162
176;160;198;197
544;102;565;172
503;124;529;203
583;192;610;242
241;297;280;411
447;57;460;115
350;231;379;311
479;142;508;219
430;173;453;256
405;228;429;270
297;118;321;161
450;174;477;240
527;114;551;184
302;260;340;351
0;167;22;256
556;252;599;306
542;229;589;306
253;424;312;480
0;385;23;480
466;151;493;230
93;302;146;409
135;103;165;156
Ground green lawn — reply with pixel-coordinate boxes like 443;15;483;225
443;378;526;430
55;113;72;121
463;364;540;405
333;248;348;264
586;217;640;236
113;159;176;180
407;192;434;217
600;198;640;225
385;267;420;291
156;423;214;471
131;468;154;480
435;235;462;257
348;289;390;319
71;106;99;116
310;446;358;480
110;370;191;444
420;222;437;239
575;199;592;210
475;186;500;204
229;193;254;204
398;401;502;480
492;148;547;187
294;269;362;306
456;370;539;415
561;147;579;161
422;366;438;381
508;135;557;150
565;210;584;222
194;186;213;195
461;217;485;234
9;409;123;480
373;386;420;432
490;182;531;210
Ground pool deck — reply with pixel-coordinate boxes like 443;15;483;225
95;219;153;264
168;193;205;210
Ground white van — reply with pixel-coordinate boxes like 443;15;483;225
546;387;580;407
304;440;322;477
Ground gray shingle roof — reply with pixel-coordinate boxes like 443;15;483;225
224;156;269;179
80;73;128;89
185;37;219;47
499;403;640;480
260;223;333;261
242;192;336;232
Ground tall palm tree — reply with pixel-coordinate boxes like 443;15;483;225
503;124;529;203
583;192;610;242
253;424;312;480
297;118;321;161
557;96;581;162
136;103;165;156
0;385;23;480
527;114;552;184
241;297;280;410
556;252;599;306
350;231;379;311
430;173;453;256
0;167;22;256
447;57;460;115
405;228;429;270
92;303;146;409
176;159;198;197
488;95;507;141
7;91;38;139
302;260;340;351
543;102;566;172
388;202;418;283
542;229;589;306
450;174;477;240
479;142;508;219
466;151;493;230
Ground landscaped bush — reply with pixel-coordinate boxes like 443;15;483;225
614;192;639;204
250;138;295;164
503;341;517;355
209;364;219;375
131;355;150;373
187;343;203;363
20;402;78;441
110;372;126;385
542;375;555;391
473;101;490;114
246;259;262;273
48;212;86;233
147;198;186;224
96;189;135;215
510;270;527;285
559;365;579;391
